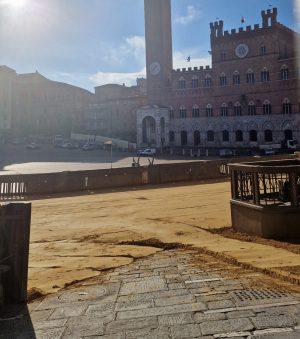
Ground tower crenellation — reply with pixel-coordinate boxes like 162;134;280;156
261;7;277;27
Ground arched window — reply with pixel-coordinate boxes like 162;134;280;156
283;98;292;114
222;130;229;142
178;77;186;89
261;67;270;82
192;105;200;118
204;74;212;88
169;107;174;119
234;102;242;116
264;129;273;142
207;130;214;142
169;131;175;142
191;76;199;88
221;103;228;117
284;129;293;140
233;71;240;85
248;101;256;116
246;69;255;84
249;130;258;142
179;105;187;118
206;104;213;117
263;100;272;115
236;130;243;142
281;65;289;80
181;131;187;146
194;130;201;146
220;73;227;86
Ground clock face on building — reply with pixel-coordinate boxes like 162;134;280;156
149;62;161;75
235;43;249;58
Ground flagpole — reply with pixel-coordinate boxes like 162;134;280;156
110;143;112;169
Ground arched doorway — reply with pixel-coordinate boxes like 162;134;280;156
284;129;293;140
142;116;156;146
194;130;200;146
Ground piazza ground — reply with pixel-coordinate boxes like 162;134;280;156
27;179;300;297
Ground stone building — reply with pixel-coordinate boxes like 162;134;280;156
138;0;300;151
84;80;147;142
0;66;93;139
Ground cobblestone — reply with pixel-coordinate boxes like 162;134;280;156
2;250;300;338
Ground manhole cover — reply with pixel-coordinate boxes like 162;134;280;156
59;286;107;302
231;289;293;306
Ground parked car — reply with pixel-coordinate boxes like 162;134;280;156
264;148;276;155
219;149;233;157
61;142;79;149
82;143;97;151
137;148;156;156
26;142;40;150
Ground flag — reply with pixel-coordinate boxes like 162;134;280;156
187;56;191;62
241;16;245;23
104;140;112;145
208;51;212;55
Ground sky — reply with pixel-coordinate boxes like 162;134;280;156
0;0;299;92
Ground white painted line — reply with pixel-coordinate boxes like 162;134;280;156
185;278;223;284
213;331;251;338
204;300;300;314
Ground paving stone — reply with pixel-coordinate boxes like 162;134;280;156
169;323;201;338
63;317;105;338
154;294;195;307
226;310;255;319
119;278;167;295
251;315;298;329
105;316;157;334
252;328;298;338
158;312;194;325
125;326;170;339
115;300;153;311
21;327;66;339
207;299;235;310
201;293;232;302
49;305;87;319
116;288;189;303
29;309;54;322
200;318;254;336
194;311;226;322
117;302;207;320
85;302;115;314
254;304;300;316
168;282;186;290
84;335;124;339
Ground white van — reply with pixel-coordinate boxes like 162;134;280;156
137;148;156;156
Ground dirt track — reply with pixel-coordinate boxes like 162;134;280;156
28;179;300;296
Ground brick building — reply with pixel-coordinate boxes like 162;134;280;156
137;0;300;151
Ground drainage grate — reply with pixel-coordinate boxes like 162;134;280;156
231;289;293;306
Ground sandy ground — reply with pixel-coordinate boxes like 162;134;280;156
28;179;300;296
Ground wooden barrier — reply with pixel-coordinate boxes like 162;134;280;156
0;203;31;303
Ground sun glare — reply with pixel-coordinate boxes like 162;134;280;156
1;0;27;10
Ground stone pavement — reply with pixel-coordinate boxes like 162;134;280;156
1;249;300;339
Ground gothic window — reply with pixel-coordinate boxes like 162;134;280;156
233;71;240;85
249;130;258;142
261;67;270;82
169;131;175;142
191;76;199;88
204;74;212;88
194;131;201;146
178;77;186;89
179;105;187;118
234;102;242;116
248;101;256;116
220;73;227;86
281;65;289;80
263;100;272;115
236;130;243;142
260;45;266;55
169;107;174;119
246;69;255;84
206;104;213;117
264;129;273;142
192;105;200;118
221;103;228;117
181;131;187;146
222;130;229;142
207;130;214;142
282;98;292;114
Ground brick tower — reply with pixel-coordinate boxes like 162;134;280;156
144;0;173;103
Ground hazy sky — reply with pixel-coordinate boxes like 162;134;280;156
0;0;298;92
